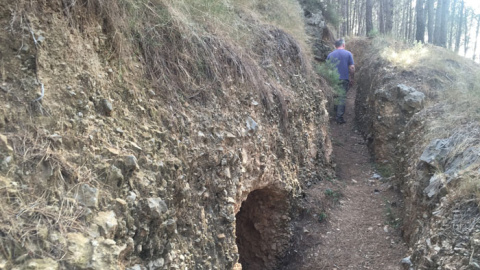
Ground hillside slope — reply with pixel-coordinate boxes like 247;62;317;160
0;0;332;269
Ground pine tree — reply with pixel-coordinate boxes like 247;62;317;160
416;0;426;42
366;0;374;36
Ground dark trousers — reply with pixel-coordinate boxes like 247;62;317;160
336;80;350;120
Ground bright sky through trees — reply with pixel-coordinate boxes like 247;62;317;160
464;0;480;13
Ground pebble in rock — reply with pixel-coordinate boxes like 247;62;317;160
127;265;146;270
163;219;177;233
102;99;113;116
0;134;13;154
127;191;137;203
1;156;13;169
401;256;412;265
124;155;139;171
246;116;258;133
147;197;168;217
148;258;164;269
75;183;99;208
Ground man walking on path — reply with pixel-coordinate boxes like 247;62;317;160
327;39;355;124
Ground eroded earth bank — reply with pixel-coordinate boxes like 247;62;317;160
352;39;480;270
1;1;480;270
0;1;332;269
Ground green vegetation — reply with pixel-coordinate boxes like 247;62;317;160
319;2;341;28
367;28;379;38
316;60;345;105
318;212;328;222
324;188;342;203
298;0;340;28
375;163;393;178
385;203;401;229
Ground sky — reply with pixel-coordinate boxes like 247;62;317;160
462;0;480;61
465;0;480;13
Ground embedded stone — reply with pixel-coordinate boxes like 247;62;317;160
66;233;93;269
0;134;12;154
23;258;59;270
101;99;113;116
396;84;425;111
93;211;118;238
90;239;123;270
147;198;168;217
424;173;446;199
246;117;258;133
75;183;99;208
124;155;139;171
147;258;164;270
107;165;124;186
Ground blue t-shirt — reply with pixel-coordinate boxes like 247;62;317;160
326;49;354;80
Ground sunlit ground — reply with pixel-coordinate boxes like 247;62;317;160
381;43;430;68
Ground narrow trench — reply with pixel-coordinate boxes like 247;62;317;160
236;50;408;269
279;79;407;269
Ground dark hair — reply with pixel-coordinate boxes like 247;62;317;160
335;39;345;48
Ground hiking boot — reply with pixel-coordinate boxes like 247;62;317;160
336;118;346;124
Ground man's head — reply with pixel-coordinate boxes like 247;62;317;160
335;39;345;49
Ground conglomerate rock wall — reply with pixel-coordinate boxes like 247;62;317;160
0;1;332;269
354;39;480;270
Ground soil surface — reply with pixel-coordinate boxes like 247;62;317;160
283;85;408;269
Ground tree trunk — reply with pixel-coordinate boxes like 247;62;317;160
433;0;443;44
379;0;385;33
407;0;413;41
385;0;394;34
412;4;417;41
438;0;450;47
353;0;359;36
427;0;435;43
366;0;374;36
455;0;464;53
357;0;363;35
346;0;350;36
416;0;426;42
342;0;347;37
473;15;480;61
448;0;457;49
403;0;409;39
464;8;471;56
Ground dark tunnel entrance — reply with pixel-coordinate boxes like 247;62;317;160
235;187;292;270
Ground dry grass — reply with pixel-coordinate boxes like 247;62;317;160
370;37;480;135
458;172;480;206
0;131;87;263
35;0;312;111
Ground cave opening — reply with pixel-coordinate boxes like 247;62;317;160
235;187;292;270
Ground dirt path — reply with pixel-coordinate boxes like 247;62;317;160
282;85;408;269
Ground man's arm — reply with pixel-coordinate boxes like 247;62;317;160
349;65;355;86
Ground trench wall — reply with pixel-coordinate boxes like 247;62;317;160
0;1;333;269
354;39;480;269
